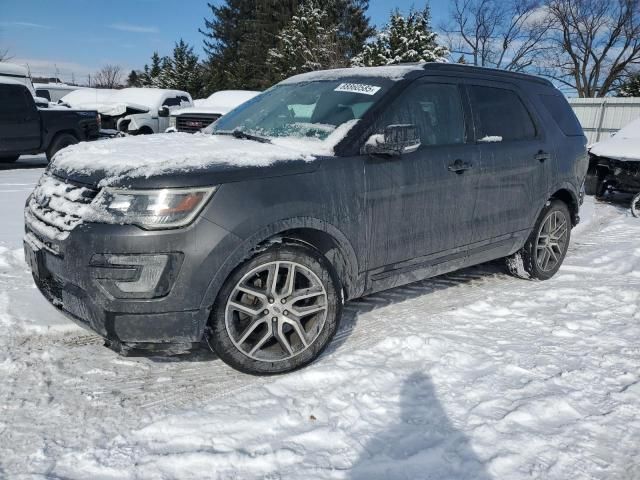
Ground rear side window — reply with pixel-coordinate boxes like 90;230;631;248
36;89;51;101
468;85;536;141
163;97;181;107
538;94;583;136
0;85;35;123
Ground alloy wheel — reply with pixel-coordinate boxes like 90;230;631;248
225;261;328;362
535;210;569;272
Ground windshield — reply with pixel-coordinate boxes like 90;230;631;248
205;78;391;141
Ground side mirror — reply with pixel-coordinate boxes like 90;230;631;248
362;124;421;156
158;106;170;117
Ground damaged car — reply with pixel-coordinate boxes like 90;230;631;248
84;87;192;135
24;63;586;374
586;117;640;215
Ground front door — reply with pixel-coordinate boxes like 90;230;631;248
0;84;41;155
364;79;480;271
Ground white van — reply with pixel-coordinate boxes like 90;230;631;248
34;83;85;103
0;62;36;95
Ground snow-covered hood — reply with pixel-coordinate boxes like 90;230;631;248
97;102;149;117
172;105;229;116
49;133;325;188
590;137;640;162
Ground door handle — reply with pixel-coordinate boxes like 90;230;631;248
448;159;473;174
535;150;550;162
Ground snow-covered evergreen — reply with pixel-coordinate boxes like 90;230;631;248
618;73;640;97
139;41;204;97
267;1;342;81
352;7;448;67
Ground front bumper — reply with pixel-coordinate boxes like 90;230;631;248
24;215;242;346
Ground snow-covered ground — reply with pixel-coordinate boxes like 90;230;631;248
1;158;639;479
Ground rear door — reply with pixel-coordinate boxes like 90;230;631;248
0;84;41;155
464;82;550;241
364;78;480;271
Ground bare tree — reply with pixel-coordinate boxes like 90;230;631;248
93;64;123;88
442;0;553;71
542;0;640;97
0;48;13;62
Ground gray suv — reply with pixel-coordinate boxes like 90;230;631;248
24;64;587;374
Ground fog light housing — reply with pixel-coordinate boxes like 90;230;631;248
90;253;183;299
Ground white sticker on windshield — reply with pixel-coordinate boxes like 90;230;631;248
334;83;381;95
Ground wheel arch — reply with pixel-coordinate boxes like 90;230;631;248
550;187;579;226
199;217;362;322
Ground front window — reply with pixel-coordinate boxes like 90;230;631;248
206;78;391;142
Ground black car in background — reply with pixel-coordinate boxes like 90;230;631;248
24;63;587;374
0;80;99;163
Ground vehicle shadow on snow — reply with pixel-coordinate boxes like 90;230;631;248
591;192;637;213
0;157;48;171
349;372;491;480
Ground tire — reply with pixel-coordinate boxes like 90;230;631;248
209;243;342;375
584;167;606;198
505;200;572;280
0;155;19;163
632;193;640;218
46;133;78;162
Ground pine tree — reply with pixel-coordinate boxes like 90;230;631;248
267;1;342;80
127;70;143;87
140;52;164;87
618;74;640;97
352;7;448;67
200;0;299;90
327;0;374;59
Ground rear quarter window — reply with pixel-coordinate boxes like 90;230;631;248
538;94;584;136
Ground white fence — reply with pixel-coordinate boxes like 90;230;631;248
568;97;640;144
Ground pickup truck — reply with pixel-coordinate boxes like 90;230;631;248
0;79;100;163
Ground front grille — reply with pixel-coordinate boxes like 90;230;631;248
26;174;98;241
176;114;221;133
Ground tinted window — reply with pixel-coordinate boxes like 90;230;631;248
0;85;34;123
538;94;583;136
376;83;466;146
36;89;51;101
163;97;181;107
468;86;536;141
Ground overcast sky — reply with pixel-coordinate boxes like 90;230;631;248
0;0;450;83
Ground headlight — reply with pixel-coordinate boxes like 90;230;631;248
93;186;216;229
169;116;176;128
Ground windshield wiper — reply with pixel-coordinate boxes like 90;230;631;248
215;129;272;144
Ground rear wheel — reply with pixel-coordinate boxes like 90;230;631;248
505;200;571;280
632;193;640;218
584;167;607;198
0;155;19;163
209;244;341;375
46;133;78;162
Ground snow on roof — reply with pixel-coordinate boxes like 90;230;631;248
105;88;191;109
0;62;29;77
280;65;422;84
200;90;260;111
0;77;24;86
590;116;640;162
60;88;117;108
34;83;83;90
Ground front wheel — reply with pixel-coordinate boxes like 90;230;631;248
505;200;571;280
209;244;341;375
46;133;78;162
